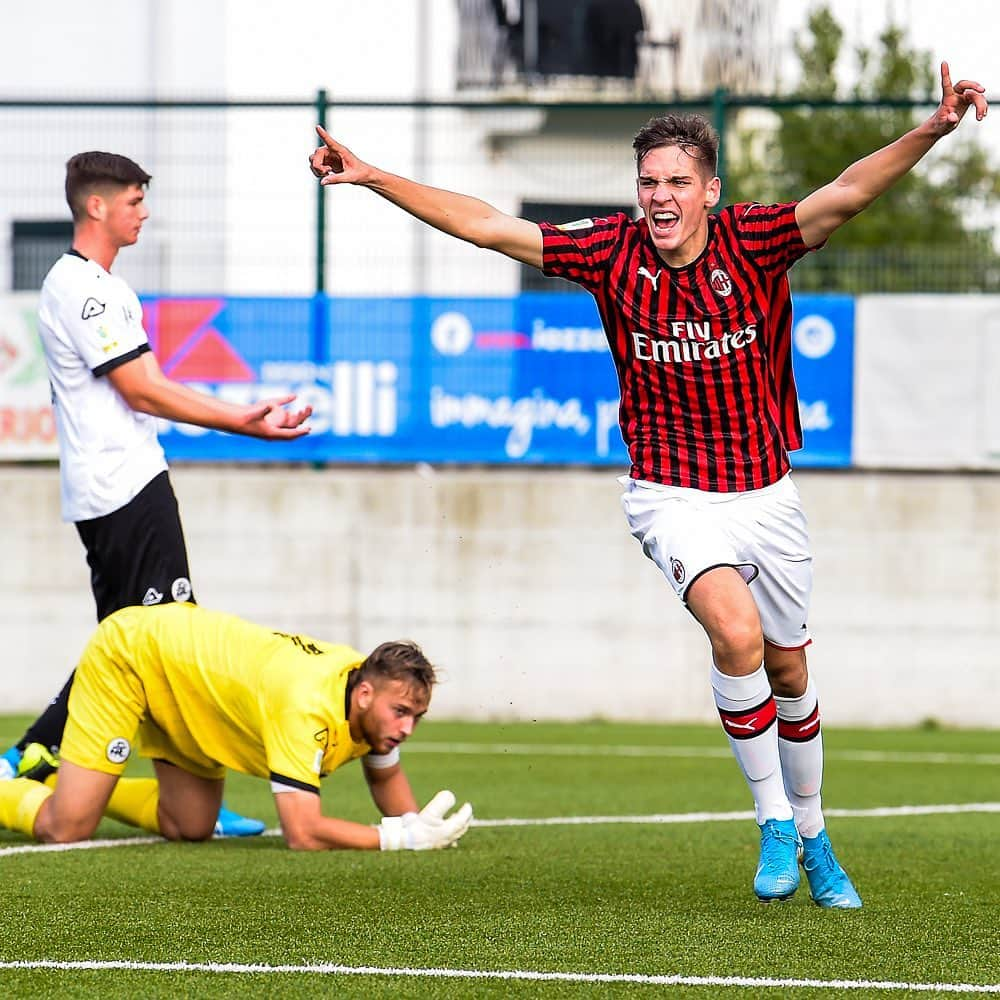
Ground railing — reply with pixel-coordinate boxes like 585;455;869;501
1;93;996;297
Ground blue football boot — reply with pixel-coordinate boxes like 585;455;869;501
214;803;266;837
754;817;801;902
801;829;863;909
0;744;23;781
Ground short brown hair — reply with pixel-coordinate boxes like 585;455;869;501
65;151;152;222
356;640;436;698
632;114;719;178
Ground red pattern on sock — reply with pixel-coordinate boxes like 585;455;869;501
777;703;821;742
717;696;777;740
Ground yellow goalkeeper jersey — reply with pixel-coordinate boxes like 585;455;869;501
81;602;370;790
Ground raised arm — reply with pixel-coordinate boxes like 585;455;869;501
309;126;544;269
108;351;311;439
795;62;988;248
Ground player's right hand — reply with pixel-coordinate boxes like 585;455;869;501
309;125;342;177
309;127;373;186
378;790;473;851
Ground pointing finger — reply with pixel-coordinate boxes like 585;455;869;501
941;60;953;94
316;124;339;150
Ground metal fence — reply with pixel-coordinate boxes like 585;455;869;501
2;94;997;298
0;99;318;297
791;246;1000;294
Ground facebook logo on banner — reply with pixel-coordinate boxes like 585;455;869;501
422;295;624;464
790;295;854;468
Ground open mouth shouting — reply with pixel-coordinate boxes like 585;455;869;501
651;209;679;238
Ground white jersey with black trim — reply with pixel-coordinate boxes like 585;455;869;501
38;251;167;522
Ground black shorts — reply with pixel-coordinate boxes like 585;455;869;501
75;470;195;622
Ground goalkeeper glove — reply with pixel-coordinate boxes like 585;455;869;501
378;789;473;851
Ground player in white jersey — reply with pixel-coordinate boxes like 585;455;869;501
0;151;312;838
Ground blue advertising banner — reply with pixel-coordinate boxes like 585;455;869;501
152;293;853;468
788;294;854;468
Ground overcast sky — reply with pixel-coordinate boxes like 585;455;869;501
775;0;993;96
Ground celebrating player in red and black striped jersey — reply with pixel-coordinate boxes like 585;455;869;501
309;62;987;907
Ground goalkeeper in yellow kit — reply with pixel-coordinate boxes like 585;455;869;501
0;603;472;851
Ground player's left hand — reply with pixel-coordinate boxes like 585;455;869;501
242;396;312;438
262;395;313;431
378;790;474;850
930;61;988;136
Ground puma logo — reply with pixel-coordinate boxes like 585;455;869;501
723;717;758;733
637;266;661;291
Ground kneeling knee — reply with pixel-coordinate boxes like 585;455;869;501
159;813;216;842
38;816;100;844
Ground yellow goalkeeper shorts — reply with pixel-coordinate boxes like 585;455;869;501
62;617;225;781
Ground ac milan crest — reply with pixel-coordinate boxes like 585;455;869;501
709;268;733;297
669;557;686;584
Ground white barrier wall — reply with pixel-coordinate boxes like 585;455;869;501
1;464;996;727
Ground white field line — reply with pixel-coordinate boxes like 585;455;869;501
474;802;1000;828
407;742;1000;766
0;834;166;857
1;803;997;857
0;960;997;993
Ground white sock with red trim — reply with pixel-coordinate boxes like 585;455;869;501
774;676;825;839
711;663;792;825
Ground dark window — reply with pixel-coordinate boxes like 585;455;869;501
520;199;633;292
524;0;644;78
12;221;72;290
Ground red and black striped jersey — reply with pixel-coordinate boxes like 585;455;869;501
540;203;814;491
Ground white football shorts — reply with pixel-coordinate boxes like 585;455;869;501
620;473;812;650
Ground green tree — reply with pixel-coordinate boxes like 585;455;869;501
727;5;1000;292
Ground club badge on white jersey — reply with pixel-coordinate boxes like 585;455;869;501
81;297;106;320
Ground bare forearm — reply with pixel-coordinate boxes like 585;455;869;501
833;122;939;211
123;377;248;431
797;64;987;248
365;169;507;248
796;123;941;245
313;128;542;266
282;813;381;851
366;768;419;816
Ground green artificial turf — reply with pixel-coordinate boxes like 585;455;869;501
0;716;997;998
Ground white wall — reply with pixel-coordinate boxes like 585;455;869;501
1;464;996;727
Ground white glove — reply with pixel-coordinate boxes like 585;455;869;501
378;790;474;851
